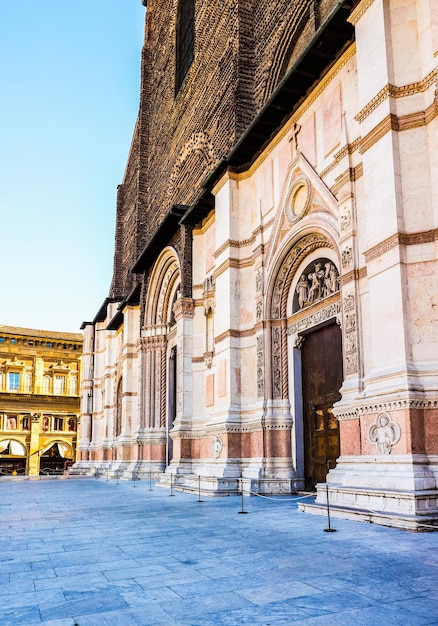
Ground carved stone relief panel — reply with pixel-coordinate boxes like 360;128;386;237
368;413;401;455
257;335;264;399
293;258;339;313
272;327;282;399
342;291;358;376
271;234;330;319
341;246;353;269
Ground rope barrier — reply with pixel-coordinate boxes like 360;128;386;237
242;489;437;530
246;489;315;502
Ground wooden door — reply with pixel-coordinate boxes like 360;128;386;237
301;322;343;490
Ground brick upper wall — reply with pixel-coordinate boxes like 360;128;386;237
109;0;346;298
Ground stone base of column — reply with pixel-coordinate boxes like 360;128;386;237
298;454;438;530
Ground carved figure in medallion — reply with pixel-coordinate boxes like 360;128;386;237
369;413;401;455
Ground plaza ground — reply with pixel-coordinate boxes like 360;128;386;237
0;476;437;625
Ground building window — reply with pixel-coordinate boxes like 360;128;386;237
54;375;66;395
8;372;20;391
54;417;64;431
6;415;17;430
21;417;30;431
43;375;51;393
69;376;77;396
175;0;195;94
24;374;32;393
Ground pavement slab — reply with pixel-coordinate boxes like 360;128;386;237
0;477;437;625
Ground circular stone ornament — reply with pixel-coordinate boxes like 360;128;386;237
285;175;312;224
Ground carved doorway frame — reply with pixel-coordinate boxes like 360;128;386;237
266;234;342;489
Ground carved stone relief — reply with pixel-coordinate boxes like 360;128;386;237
294;259;339;312
341;246;353;269
211;434;223;459
287;301;341;335
340;206;352;232
342;292;358;375
271;234;330;319
255;269;263;294
256;299;263;322
257;335;264;398
272;327;282;398
368;413;401;455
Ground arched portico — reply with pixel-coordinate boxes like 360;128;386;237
139;247;193;475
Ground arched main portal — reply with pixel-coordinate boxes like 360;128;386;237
267;233;343;490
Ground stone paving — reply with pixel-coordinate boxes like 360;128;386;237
0;476;437;626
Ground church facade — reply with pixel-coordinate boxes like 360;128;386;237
76;0;438;529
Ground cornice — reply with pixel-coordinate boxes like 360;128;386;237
336;398;438;420
355;68;438;123
364;228;438;263
348;0;376;25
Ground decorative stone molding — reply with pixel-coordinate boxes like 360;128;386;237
285;175;312;224
211;434;223;459
257;335;264;399
173;298;195;320
287;301;341;335
272;327;282;399
355;68;438;123
368;413;401;455
294;335;305;349
348;0;376;25
364;229;438;263
342;291;358;375
336;398;438;421
203;351;213;369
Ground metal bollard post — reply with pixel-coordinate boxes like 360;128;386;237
106;468;109;482
238;479;247;514
149;470;153;491
115;469;120;485
197;475;203;503
132;472;137;487
324;460;336;533
169;472;175;496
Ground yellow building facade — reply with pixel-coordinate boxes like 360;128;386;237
0;326;82;476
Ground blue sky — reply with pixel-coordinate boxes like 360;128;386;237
0;1;145;333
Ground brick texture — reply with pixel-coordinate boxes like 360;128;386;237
109;0;342;299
